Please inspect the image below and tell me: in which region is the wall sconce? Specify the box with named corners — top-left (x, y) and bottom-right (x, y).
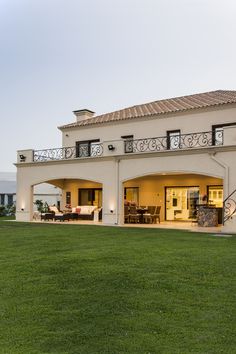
top-left (110, 209), bottom-right (114, 213)
top-left (19, 154), bottom-right (26, 162)
top-left (108, 144), bottom-right (115, 151)
top-left (21, 208), bottom-right (24, 211)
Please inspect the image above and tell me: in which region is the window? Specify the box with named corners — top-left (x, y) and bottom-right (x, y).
top-left (76, 139), bottom-right (100, 157)
top-left (7, 195), bottom-right (13, 206)
top-left (66, 192), bottom-right (71, 205)
top-left (167, 130), bottom-right (181, 150)
top-left (124, 187), bottom-right (139, 205)
top-left (0, 194), bottom-right (5, 205)
top-left (212, 127), bottom-right (224, 146)
top-left (78, 188), bottom-right (102, 207)
top-left (212, 123), bottom-right (236, 146)
top-left (122, 135), bottom-right (134, 153)
top-left (207, 186), bottom-right (223, 207)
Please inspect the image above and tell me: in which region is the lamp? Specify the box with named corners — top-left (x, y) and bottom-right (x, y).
top-left (19, 154), bottom-right (26, 162)
top-left (108, 144), bottom-right (115, 151)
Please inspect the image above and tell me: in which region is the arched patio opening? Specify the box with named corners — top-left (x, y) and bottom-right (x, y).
top-left (32, 177), bottom-right (103, 222)
top-left (123, 172), bottom-right (223, 225)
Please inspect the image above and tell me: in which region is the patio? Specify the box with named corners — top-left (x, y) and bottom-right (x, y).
top-left (33, 218), bottom-right (223, 234)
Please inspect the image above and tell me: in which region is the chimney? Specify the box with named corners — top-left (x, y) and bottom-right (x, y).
top-left (73, 109), bottom-right (95, 122)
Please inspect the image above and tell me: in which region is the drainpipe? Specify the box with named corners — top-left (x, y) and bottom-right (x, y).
top-left (115, 158), bottom-right (120, 225)
top-left (210, 153), bottom-right (229, 197)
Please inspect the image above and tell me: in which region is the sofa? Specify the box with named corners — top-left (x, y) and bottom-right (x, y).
top-left (71, 206), bottom-right (98, 220)
top-left (42, 205), bottom-right (71, 222)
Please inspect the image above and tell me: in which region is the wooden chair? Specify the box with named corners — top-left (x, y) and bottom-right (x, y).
top-left (154, 206), bottom-right (161, 223)
top-left (143, 206), bottom-right (161, 224)
top-left (124, 205), bottom-right (130, 223)
top-left (129, 206), bottom-right (140, 223)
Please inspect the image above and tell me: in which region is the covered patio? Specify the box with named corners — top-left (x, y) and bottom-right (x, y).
top-left (122, 172), bottom-right (224, 230)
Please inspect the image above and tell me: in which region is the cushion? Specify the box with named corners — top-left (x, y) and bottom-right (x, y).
top-left (49, 206), bottom-right (60, 213)
top-left (72, 206), bottom-right (97, 215)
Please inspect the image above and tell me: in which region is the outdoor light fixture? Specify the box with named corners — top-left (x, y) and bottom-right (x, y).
top-left (21, 208), bottom-right (24, 211)
top-left (110, 209), bottom-right (114, 213)
top-left (19, 154), bottom-right (26, 162)
top-left (108, 144), bottom-right (115, 151)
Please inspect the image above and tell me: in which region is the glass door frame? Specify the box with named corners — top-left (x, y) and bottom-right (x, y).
top-left (165, 185), bottom-right (200, 221)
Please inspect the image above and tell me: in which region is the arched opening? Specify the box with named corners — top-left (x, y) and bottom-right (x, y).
top-left (123, 172), bottom-right (223, 226)
top-left (32, 178), bottom-right (103, 222)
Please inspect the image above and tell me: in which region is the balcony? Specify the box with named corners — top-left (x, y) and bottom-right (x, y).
top-left (33, 143), bottom-right (103, 162)
top-left (17, 127), bottom-right (236, 164)
top-left (124, 130), bottom-right (223, 154)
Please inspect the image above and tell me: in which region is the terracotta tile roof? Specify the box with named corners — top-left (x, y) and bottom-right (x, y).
top-left (59, 90), bottom-right (236, 129)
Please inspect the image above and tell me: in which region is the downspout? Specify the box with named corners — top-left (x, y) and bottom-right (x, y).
top-left (210, 152), bottom-right (229, 198)
top-left (115, 158), bottom-right (120, 225)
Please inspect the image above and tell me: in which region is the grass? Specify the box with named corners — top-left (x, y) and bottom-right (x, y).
top-left (0, 218), bottom-right (235, 354)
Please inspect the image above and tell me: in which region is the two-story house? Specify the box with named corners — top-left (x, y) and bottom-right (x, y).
top-left (16, 90), bottom-right (236, 232)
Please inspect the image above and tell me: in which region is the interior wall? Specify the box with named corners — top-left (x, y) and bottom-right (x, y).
top-left (124, 174), bottom-right (223, 221)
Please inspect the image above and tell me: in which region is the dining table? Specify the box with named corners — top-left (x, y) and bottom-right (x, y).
top-left (136, 207), bottom-right (148, 223)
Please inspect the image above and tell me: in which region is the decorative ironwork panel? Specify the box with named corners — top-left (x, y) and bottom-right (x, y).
top-left (124, 131), bottom-right (223, 154)
top-left (33, 144), bottom-right (103, 162)
top-left (78, 143), bottom-right (90, 157)
top-left (223, 189), bottom-right (236, 224)
top-left (90, 143), bottom-right (103, 157)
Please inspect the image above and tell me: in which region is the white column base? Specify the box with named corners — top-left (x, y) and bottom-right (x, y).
top-left (16, 211), bottom-right (31, 222)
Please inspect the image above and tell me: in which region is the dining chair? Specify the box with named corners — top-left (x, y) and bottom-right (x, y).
top-left (129, 206), bottom-right (140, 223)
top-left (143, 206), bottom-right (161, 224)
top-left (124, 205), bottom-right (130, 223)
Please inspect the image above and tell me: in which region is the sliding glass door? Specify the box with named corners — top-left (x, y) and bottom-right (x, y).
top-left (166, 187), bottom-right (199, 221)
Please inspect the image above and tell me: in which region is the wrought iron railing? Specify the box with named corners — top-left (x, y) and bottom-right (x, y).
top-left (223, 189), bottom-right (236, 224)
top-left (124, 130), bottom-right (223, 154)
top-left (33, 130), bottom-right (224, 162)
top-left (33, 143), bottom-right (103, 162)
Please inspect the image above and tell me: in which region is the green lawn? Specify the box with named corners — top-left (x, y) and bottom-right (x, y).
top-left (0, 219), bottom-right (235, 354)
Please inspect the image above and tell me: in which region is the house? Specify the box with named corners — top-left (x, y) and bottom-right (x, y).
top-left (0, 173), bottom-right (16, 206)
top-left (0, 172), bottom-right (61, 209)
top-left (16, 90), bottom-right (236, 232)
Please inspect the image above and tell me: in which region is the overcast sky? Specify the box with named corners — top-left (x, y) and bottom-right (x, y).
top-left (0, 0), bottom-right (235, 172)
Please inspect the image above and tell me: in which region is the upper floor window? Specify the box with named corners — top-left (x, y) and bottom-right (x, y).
top-left (213, 127), bottom-right (224, 146)
top-left (76, 139), bottom-right (100, 158)
top-left (122, 135), bottom-right (134, 153)
top-left (167, 130), bottom-right (181, 150)
top-left (212, 122), bottom-right (236, 146)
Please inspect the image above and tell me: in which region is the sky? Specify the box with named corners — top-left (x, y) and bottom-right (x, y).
top-left (0, 0), bottom-right (236, 172)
